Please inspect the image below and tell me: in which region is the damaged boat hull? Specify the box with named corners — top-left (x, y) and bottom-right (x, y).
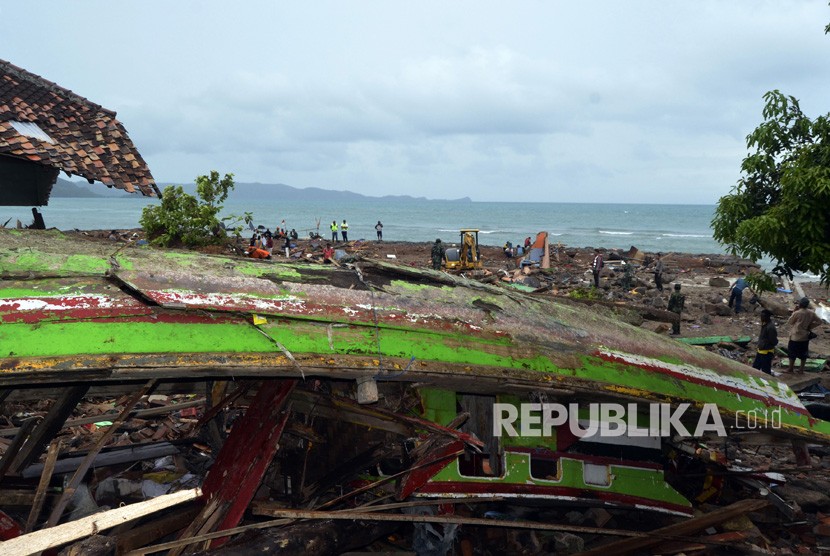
top-left (1, 229), bottom-right (828, 518)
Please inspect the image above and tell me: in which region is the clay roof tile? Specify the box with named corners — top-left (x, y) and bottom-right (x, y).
top-left (0, 58), bottom-right (157, 196)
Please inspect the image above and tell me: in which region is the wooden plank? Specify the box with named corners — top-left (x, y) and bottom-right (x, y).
top-left (235, 507), bottom-right (652, 537)
top-left (25, 438), bottom-right (60, 533)
top-left (578, 498), bottom-right (768, 556)
top-left (397, 439), bottom-right (464, 500)
top-left (22, 441), bottom-right (182, 479)
top-left (0, 488), bottom-right (200, 556)
top-left (113, 506), bottom-right (200, 555)
top-left (120, 517), bottom-right (294, 556)
top-left (0, 398), bottom-right (205, 438)
top-left (8, 384), bottom-right (89, 473)
top-left (0, 416), bottom-right (41, 480)
top-left (290, 389), bottom-right (411, 436)
top-left (172, 379), bottom-right (297, 552)
top-left (45, 380), bottom-right (156, 528)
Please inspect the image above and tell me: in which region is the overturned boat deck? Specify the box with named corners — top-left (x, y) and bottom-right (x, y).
top-left (0, 230), bottom-right (824, 441)
top-left (0, 229), bottom-right (828, 554)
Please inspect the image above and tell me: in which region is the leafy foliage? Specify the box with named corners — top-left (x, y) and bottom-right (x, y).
top-left (712, 90), bottom-right (830, 286)
top-left (568, 287), bottom-right (602, 301)
top-left (140, 171), bottom-right (236, 247)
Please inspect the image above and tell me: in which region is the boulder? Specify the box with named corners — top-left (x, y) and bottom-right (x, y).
top-left (709, 276), bottom-right (731, 288)
top-left (623, 246), bottom-right (646, 263)
top-left (758, 297), bottom-right (792, 318)
top-left (653, 323), bottom-right (671, 334)
top-left (706, 303), bottom-right (734, 316)
top-left (517, 275), bottom-right (542, 289)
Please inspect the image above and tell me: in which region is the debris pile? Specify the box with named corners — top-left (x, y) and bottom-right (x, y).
top-left (2, 381), bottom-right (830, 554)
top-left (1, 229), bottom-right (829, 555)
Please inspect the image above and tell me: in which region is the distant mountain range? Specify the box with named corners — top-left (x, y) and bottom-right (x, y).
top-left (51, 178), bottom-right (471, 203)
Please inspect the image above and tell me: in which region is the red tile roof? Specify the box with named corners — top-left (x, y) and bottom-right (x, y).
top-left (0, 59), bottom-right (158, 196)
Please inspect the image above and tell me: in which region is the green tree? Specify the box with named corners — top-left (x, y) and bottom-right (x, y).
top-left (140, 171), bottom-right (236, 247)
top-left (711, 90), bottom-right (830, 286)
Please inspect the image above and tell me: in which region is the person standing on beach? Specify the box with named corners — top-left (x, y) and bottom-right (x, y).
top-left (591, 249), bottom-right (604, 288)
top-left (283, 235), bottom-right (291, 258)
top-left (728, 276), bottom-right (749, 314)
top-left (341, 219), bottom-right (349, 242)
top-left (431, 239), bottom-right (444, 270)
top-left (265, 233), bottom-right (274, 256)
top-left (752, 309), bottom-right (778, 374)
top-left (330, 220), bottom-right (339, 243)
top-left (667, 283), bottom-right (685, 335)
top-left (786, 297), bottom-right (823, 373)
top-left (654, 253), bottom-right (664, 292)
top-left (375, 221), bottom-right (383, 241)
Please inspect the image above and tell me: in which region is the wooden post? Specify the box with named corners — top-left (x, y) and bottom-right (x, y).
top-left (24, 438), bottom-right (61, 533)
top-left (171, 379), bottom-right (297, 553)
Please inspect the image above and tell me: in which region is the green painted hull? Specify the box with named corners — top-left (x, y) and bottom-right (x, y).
top-left (1, 229), bottom-right (828, 446)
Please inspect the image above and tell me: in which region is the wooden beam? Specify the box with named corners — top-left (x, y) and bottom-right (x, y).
top-left (120, 517), bottom-right (295, 555)
top-left (113, 506), bottom-right (201, 554)
top-left (9, 385), bottom-right (89, 473)
top-left (0, 398), bottom-right (205, 438)
top-left (25, 438), bottom-right (61, 533)
top-left (21, 441), bottom-right (183, 479)
top-left (0, 488), bottom-right (200, 556)
top-left (45, 380), bottom-right (157, 528)
top-left (234, 507), bottom-right (651, 537)
top-left (172, 379), bottom-right (297, 553)
top-left (579, 498), bottom-right (768, 555)
top-left (0, 416), bottom-right (41, 480)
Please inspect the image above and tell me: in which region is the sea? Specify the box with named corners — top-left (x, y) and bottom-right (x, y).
top-left (4, 197), bottom-right (727, 255)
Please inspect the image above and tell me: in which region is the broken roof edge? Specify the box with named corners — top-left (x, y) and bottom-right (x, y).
top-left (55, 167), bottom-right (159, 198)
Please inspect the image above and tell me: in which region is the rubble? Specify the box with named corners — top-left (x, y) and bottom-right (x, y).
top-left (0, 230), bottom-right (828, 554)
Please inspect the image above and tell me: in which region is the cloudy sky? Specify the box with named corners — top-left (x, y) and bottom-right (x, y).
top-left (3, 1), bottom-right (829, 203)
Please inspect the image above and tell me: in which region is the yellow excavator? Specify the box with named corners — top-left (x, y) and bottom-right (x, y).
top-left (443, 229), bottom-right (483, 271)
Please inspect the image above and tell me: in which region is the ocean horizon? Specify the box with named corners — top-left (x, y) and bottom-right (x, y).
top-left (4, 196), bottom-right (727, 256)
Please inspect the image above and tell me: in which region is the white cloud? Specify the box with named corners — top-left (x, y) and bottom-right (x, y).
top-left (3, 0), bottom-right (829, 203)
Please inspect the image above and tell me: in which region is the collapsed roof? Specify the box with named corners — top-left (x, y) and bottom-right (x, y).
top-left (0, 58), bottom-right (158, 205)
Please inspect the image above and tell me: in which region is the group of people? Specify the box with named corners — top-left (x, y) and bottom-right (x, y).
top-left (245, 220), bottom-right (301, 259)
top-left (245, 218), bottom-right (386, 263)
top-left (592, 251), bottom-right (824, 374)
top-left (503, 237), bottom-right (533, 259)
top-left (666, 275), bottom-right (823, 375)
top-left (328, 220), bottom-right (385, 243)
